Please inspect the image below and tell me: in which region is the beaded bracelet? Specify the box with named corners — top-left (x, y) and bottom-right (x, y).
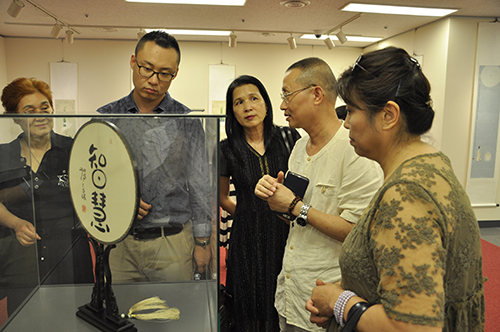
top-left (343, 301), bottom-right (374, 332)
top-left (333, 290), bottom-right (357, 327)
top-left (288, 196), bottom-right (302, 217)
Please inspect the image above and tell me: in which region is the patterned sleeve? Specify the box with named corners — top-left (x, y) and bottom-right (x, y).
top-left (369, 182), bottom-right (446, 327)
top-left (184, 118), bottom-right (212, 237)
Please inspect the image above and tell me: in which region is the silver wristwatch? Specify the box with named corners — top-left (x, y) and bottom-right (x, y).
top-left (296, 204), bottom-right (311, 227)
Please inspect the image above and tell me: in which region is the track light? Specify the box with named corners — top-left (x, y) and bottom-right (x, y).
top-left (7, 0), bottom-right (24, 18)
top-left (137, 28), bottom-right (146, 40)
top-left (336, 29), bottom-right (348, 44)
top-left (7, 0), bottom-right (81, 40)
top-left (324, 37), bottom-right (335, 50)
top-left (65, 29), bottom-right (74, 44)
top-left (229, 31), bottom-right (237, 48)
top-left (287, 35), bottom-right (297, 50)
top-left (50, 22), bottom-right (63, 38)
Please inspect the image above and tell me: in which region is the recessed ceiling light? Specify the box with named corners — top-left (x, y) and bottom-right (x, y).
top-left (126, 0), bottom-right (246, 5)
top-left (145, 29), bottom-right (231, 36)
top-left (301, 34), bottom-right (382, 43)
top-left (279, 1), bottom-right (310, 8)
top-left (342, 3), bottom-right (457, 17)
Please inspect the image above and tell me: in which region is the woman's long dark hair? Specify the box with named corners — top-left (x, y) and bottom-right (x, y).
top-left (225, 75), bottom-right (275, 159)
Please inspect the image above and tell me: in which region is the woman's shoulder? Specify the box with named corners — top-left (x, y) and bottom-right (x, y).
top-left (51, 132), bottom-right (73, 149)
top-left (220, 138), bottom-right (230, 149)
top-left (381, 152), bottom-right (453, 203)
top-left (0, 135), bottom-right (21, 154)
top-left (0, 137), bottom-right (22, 171)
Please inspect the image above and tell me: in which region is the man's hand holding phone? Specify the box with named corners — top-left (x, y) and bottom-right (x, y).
top-left (255, 171), bottom-right (309, 220)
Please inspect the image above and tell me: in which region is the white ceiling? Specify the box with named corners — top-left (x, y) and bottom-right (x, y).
top-left (1, 0), bottom-right (499, 48)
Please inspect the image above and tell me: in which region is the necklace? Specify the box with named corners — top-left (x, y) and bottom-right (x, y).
top-left (23, 138), bottom-right (50, 166)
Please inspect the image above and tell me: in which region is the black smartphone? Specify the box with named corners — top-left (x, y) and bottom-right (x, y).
top-left (278, 171), bottom-right (309, 220)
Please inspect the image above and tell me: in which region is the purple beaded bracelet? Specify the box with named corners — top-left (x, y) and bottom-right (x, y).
top-left (333, 290), bottom-right (357, 327)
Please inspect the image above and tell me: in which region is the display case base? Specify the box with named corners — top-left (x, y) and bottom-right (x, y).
top-left (77, 304), bottom-right (136, 332)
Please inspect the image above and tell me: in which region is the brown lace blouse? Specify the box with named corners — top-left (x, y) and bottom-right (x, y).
top-left (333, 152), bottom-right (485, 332)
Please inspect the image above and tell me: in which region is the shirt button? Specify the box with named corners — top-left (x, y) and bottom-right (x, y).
top-left (290, 246), bottom-right (294, 250)
top-left (322, 187), bottom-right (326, 193)
top-left (286, 274), bottom-right (290, 279)
top-left (40, 257), bottom-right (44, 261)
top-left (34, 185), bottom-right (39, 189)
top-left (307, 157), bottom-right (311, 161)
top-left (34, 177), bottom-right (39, 181)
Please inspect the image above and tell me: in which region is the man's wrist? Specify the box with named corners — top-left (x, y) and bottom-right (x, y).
top-left (195, 237), bottom-right (210, 248)
top-left (288, 196), bottom-right (302, 217)
top-left (292, 201), bottom-right (304, 219)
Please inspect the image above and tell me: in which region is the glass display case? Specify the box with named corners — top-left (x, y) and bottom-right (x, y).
top-left (0, 114), bottom-right (221, 332)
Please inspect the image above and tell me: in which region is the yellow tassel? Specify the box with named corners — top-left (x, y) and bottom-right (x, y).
top-left (130, 308), bottom-right (180, 321)
top-left (123, 296), bottom-right (180, 321)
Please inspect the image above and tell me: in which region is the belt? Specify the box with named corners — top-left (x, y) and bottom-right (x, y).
top-left (130, 225), bottom-right (183, 240)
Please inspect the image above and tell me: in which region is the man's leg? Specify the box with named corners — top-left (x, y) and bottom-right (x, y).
top-left (145, 222), bottom-right (195, 282)
top-left (108, 235), bottom-right (148, 283)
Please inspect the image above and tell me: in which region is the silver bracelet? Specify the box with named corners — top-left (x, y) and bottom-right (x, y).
top-left (333, 290), bottom-right (357, 327)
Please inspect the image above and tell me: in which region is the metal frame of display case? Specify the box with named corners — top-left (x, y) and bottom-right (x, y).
top-left (0, 114), bottom-right (222, 332)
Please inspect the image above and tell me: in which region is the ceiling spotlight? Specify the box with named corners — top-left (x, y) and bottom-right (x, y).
top-left (65, 30), bottom-right (74, 44)
top-left (336, 29), bottom-right (348, 44)
top-left (7, 0), bottom-right (25, 18)
top-left (229, 31), bottom-right (237, 48)
top-left (137, 28), bottom-right (146, 40)
top-left (50, 23), bottom-right (63, 39)
top-left (287, 35), bottom-right (297, 50)
top-left (324, 37), bottom-right (335, 50)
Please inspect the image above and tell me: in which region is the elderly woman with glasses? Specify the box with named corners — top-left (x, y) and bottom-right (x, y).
top-left (0, 77), bottom-right (92, 317)
top-left (305, 47), bottom-right (485, 332)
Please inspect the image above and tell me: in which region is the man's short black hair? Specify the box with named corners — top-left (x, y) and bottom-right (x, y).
top-left (135, 30), bottom-right (181, 65)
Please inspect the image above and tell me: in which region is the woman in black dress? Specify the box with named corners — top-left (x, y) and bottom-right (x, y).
top-left (220, 75), bottom-right (300, 332)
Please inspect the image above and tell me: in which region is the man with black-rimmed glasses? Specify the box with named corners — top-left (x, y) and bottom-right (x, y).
top-left (97, 30), bottom-right (213, 283)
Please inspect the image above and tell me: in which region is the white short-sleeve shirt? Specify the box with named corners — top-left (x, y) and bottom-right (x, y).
top-left (275, 125), bottom-right (383, 331)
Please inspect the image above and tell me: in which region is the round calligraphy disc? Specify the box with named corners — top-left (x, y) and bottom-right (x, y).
top-left (69, 120), bottom-right (138, 245)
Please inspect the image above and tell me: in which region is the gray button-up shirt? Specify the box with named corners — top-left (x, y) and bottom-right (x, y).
top-left (97, 91), bottom-right (212, 237)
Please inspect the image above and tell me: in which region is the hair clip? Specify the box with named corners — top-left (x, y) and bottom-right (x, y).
top-left (409, 57), bottom-right (421, 69)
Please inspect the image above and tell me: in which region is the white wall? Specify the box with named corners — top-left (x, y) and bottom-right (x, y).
top-left (365, 17), bottom-right (500, 221)
top-left (2, 38), bottom-right (360, 126)
top-left (0, 36), bottom-right (6, 88)
top-left (0, 35), bottom-right (19, 142)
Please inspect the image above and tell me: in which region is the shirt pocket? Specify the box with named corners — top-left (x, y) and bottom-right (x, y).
top-left (311, 183), bottom-right (338, 211)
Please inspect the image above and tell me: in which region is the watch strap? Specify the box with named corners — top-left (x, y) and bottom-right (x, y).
top-left (195, 238), bottom-right (210, 247)
top-left (296, 203), bottom-right (311, 226)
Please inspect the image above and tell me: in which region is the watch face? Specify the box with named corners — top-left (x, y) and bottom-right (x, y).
top-left (296, 217), bottom-right (307, 227)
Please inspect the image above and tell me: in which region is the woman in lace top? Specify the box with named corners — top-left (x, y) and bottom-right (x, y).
top-left (305, 47), bottom-right (485, 332)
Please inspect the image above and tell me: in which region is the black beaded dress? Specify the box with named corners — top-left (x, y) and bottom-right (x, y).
top-left (220, 127), bottom-right (300, 332)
